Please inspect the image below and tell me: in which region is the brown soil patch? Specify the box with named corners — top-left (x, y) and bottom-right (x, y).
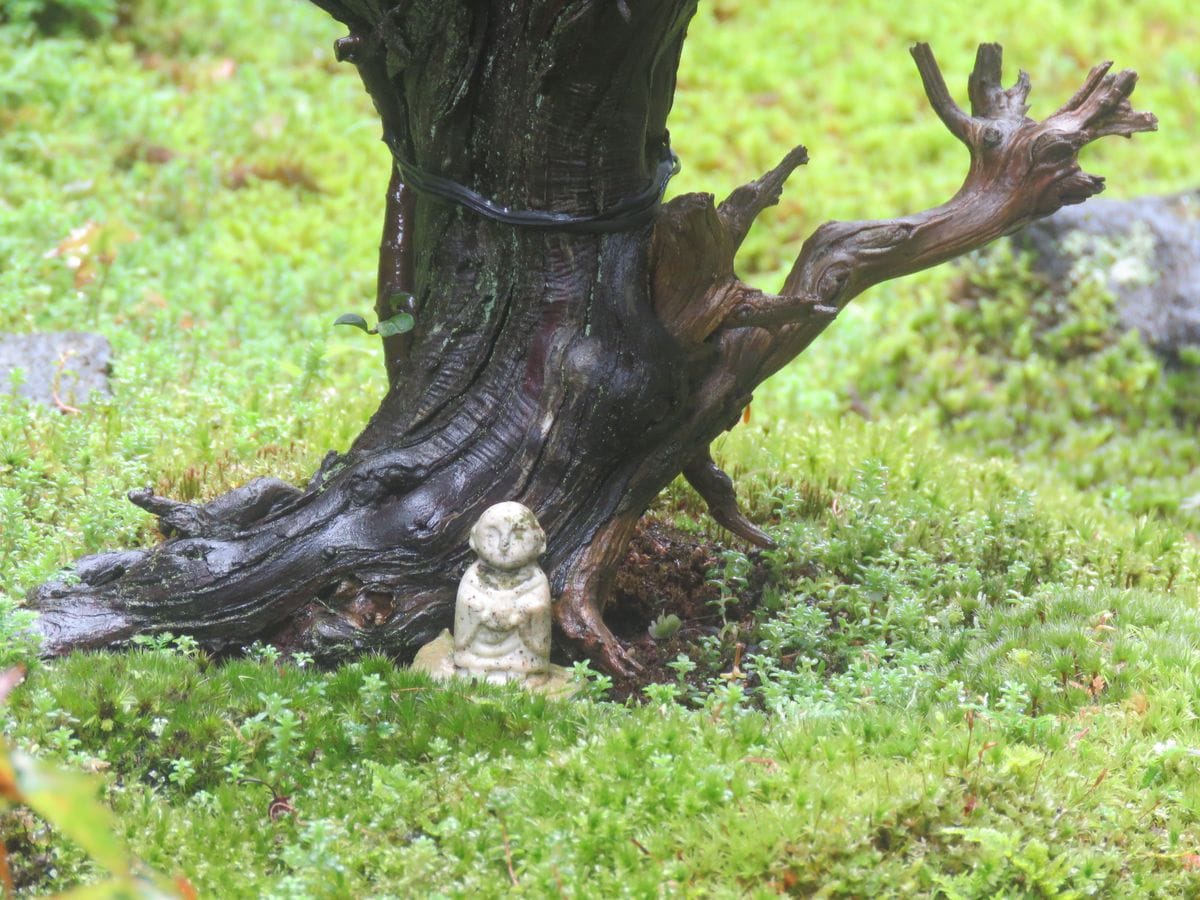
top-left (602, 519), bottom-right (769, 702)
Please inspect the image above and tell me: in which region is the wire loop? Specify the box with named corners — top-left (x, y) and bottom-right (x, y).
top-left (387, 140), bottom-right (680, 233)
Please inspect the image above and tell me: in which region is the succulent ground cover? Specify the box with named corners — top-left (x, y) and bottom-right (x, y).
top-left (2, 0), bottom-right (1199, 894)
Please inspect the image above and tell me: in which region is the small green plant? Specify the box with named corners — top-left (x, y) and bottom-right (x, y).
top-left (333, 294), bottom-right (415, 338)
top-left (0, 600), bottom-right (37, 669)
top-left (570, 660), bottom-right (612, 700)
top-left (647, 612), bottom-right (682, 640)
top-left (245, 641), bottom-right (281, 665)
top-left (707, 548), bottom-right (751, 627)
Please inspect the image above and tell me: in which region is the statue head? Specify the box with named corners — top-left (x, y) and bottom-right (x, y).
top-left (468, 501), bottom-right (546, 571)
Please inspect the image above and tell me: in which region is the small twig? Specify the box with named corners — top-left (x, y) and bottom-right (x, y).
top-left (551, 864), bottom-right (568, 899)
top-left (1029, 751), bottom-right (1049, 800)
top-left (1053, 767), bottom-right (1109, 824)
top-left (493, 811), bottom-right (519, 887)
top-left (0, 840), bottom-right (14, 898)
top-left (847, 387), bottom-right (872, 421)
top-left (51, 349), bottom-right (82, 415)
top-left (910, 43), bottom-right (972, 143)
top-left (961, 708), bottom-right (975, 772)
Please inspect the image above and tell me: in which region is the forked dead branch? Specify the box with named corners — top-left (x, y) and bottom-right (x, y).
top-left (30, 2), bottom-right (1154, 677)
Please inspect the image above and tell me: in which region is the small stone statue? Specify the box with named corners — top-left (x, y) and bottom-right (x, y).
top-left (411, 501), bottom-right (574, 696)
top-left (453, 501), bottom-right (550, 683)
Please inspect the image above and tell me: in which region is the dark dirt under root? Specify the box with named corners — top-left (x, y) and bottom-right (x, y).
top-left (601, 520), bottom-right (769, 703)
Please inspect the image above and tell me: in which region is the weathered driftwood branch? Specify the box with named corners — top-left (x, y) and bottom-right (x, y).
top-left (649, 42), bottom-right (1155, 559)
top-left (772, 43), bottom-right (1156, 320)
top-left (717, 144), bottom-right (809, 251)
top-left (654, 42), bottom-right (1156, 369)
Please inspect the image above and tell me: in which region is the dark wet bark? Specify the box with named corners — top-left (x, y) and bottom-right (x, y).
top-left (29, 6), bottom-right (1154, 676)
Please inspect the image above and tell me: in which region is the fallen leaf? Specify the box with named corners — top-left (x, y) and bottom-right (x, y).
top-left (118, 141), bottom-right (176, 167)
top-left (46, 221), bottom-right (138, 288)
top-left (46, 220), bottom-right (102, 262)
top-left (771, 870), bottom-right (800, 892)
top-left (225, 161), bottom-right (322, 193)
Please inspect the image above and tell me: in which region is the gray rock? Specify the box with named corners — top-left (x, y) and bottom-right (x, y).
top-left (1010, 190), bottom-right (1200, 359)
top-left (0, 332), bottom-right (112, 409)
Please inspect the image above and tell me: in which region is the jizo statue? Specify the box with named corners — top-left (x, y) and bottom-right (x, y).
top-left (453, 501), bottom-right (552, 683)
top-left (411, 502), bottom-right (574, 696)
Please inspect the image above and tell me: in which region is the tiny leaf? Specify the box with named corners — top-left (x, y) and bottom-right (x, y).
top-left (376, 313), bottom-right (415, 337)
top-left (333, 313), bottom-right (372, 333)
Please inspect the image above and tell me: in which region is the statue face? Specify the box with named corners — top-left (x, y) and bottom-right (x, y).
top-left (469, 502), bottom-right (546, 570)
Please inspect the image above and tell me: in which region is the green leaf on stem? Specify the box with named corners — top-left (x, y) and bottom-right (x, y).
top-left (376, 313), bottom-right (415, 337)
top-left (333, 313), bottom-right (372, 333)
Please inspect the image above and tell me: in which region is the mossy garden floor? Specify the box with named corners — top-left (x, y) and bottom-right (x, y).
top-left (2, 0), bottom-right (1200, 895)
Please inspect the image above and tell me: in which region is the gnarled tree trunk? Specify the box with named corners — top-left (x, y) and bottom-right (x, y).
top-left (29, 2), bottom-right (1154, 675)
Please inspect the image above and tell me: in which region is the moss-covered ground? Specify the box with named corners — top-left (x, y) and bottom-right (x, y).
top-left (2, 0), bottom-right (1199, 895)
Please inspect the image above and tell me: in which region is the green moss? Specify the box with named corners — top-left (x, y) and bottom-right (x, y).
top-left (8, 635), bottom-right (1200, 896)
top-left (765, 244), bottom-right (1200, 525)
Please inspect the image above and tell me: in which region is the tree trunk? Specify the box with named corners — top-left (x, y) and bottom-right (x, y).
top-left (28, 2), bottom-right (1155, 676)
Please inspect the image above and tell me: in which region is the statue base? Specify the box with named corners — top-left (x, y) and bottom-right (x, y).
top-left (410, 630), bottom-right (578, 699)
